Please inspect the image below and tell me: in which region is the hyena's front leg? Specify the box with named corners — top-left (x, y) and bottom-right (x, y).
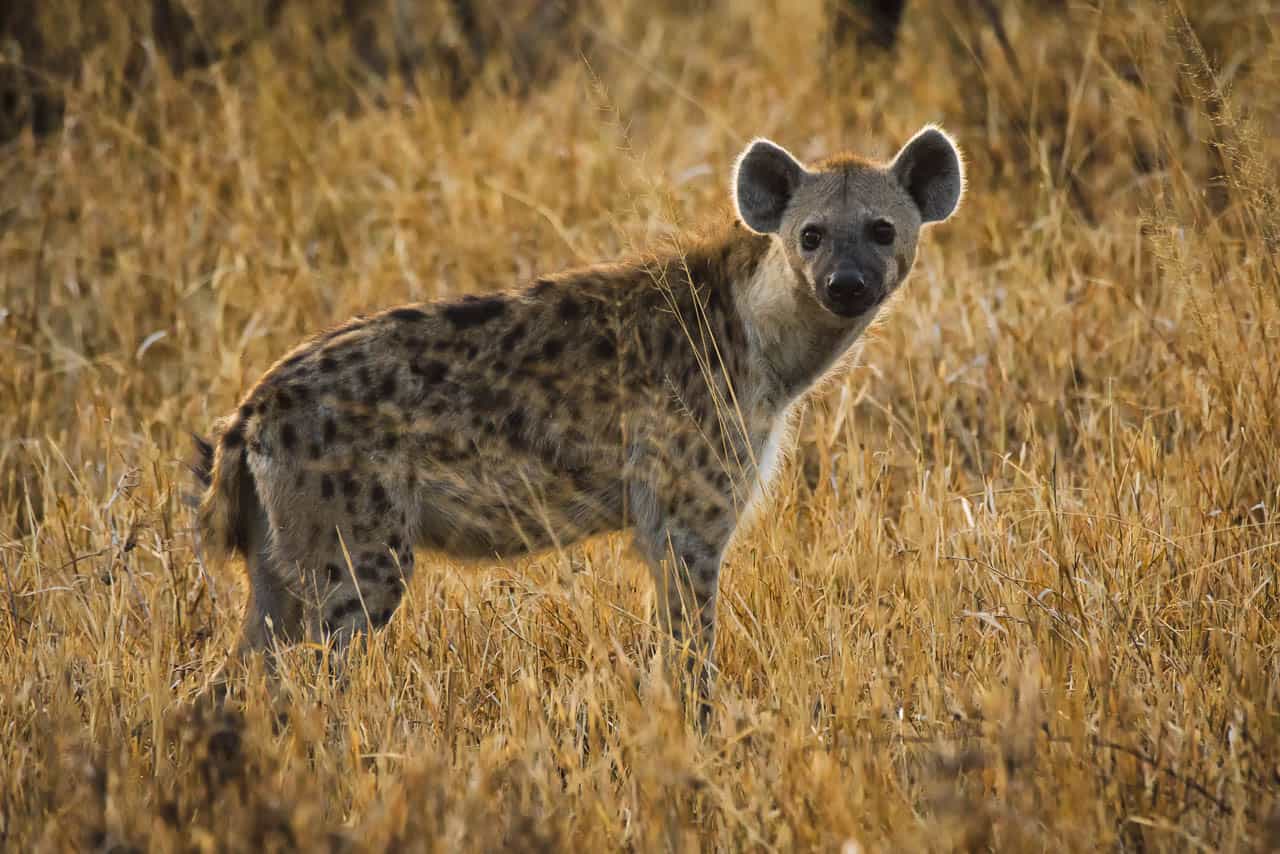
top-left (634, 517), bottom-right (729, 724)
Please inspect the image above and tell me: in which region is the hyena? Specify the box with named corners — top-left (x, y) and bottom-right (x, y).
top-left (193, 126), bottom-right (963, 709)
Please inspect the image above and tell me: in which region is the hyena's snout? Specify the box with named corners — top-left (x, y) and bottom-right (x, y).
top-left (822, 265), bottom-right (882, 317)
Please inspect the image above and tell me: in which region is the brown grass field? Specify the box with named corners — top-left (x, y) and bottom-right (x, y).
top-left (2, 1), bottom-right (1279, 850)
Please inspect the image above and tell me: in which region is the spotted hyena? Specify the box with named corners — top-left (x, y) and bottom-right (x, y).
top-left (193, 127), bottom-right (963, 708)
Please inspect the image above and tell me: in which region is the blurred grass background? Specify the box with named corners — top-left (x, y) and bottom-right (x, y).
top-left (1, 1), bottom-right (1278, 850)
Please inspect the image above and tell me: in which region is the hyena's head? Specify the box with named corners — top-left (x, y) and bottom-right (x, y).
top-left (732, 126), bottom-right (963, 320)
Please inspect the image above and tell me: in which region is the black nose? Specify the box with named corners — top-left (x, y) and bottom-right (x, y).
top-left (825, 271), bottom-right (868, 306)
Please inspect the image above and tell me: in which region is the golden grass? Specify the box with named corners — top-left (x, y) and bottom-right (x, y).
top-left (2, 1), bottom-right (1278, 850)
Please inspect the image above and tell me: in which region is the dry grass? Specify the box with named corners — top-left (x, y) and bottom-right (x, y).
top-left (2, 1), bottom-right (1279, 850)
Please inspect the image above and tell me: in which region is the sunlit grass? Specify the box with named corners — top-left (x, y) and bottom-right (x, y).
top-left (1, 1), bottom-right (1277, 850)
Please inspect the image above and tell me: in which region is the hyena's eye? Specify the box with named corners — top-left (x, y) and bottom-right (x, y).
top-left (869, 218), bottom-right (896, 245)
top-left (800, 226), bottom-right (823, 251)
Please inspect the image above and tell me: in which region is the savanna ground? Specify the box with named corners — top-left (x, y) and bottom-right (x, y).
top-left (1, 1), bottom-right (1278, 850)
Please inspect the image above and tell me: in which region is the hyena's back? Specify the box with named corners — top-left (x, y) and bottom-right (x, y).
top-left (210, 281), bottom-right (629, 560)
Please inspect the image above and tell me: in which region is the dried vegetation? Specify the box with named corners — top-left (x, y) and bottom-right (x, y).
top-left (1, 1), bottom-right (1278, 850)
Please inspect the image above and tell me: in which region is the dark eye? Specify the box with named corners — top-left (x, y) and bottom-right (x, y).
top-left (800, 226), bottom-right (823, 251)
top-left (869, 219), bottom-right (895, 245)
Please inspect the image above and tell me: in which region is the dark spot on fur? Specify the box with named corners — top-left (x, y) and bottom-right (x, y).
top-left (325, 563), bottom-right (343, 583)
top-left (309, 442), bottom-right (322, 459)
top-left (372, 608), bottom-right (394, 628)
top-left (375, 552), bottom-right (392, 569)
top-left (319, 356), bottom-right (338, 373)
top-left (294, 470), bottom-right (307, 488)
top-left (320, 475), bottom-right (334, 499)
top-left (542, 338), bottom-right (563, 359)
top-left (358, 366), bottom-right (372, 387)
top-left (465, 344), bottom-right (479, 359)
top-left (558, 296), bottom-right (580, 321)
top-left (357, 562), bottom-right (379, 581)
top-left (382, 432), bottom-right (399, 450)
top-left (388, 533), bottom-right (402, 550)
top-left (411, 359), bottom-right (448, 384)
top-left (323, 418), bottom-right (337, 445)
top-left (280, 423), bottom-right (297, 450)
top-left (277, 389), bottom-right (293, 410)
top-left (328, 598), bottom-right (361, 622)
top-left (371, 483), bottom-right (388, 511)
top-left (379, 370), bottom-right (397, 398)
top-left (531, 278), bottom-right (553, 296)
top-left (390, 306), bottom-right (428, 322)
top-left (346, 500), bottom-right (358, 514)
top-left (504, 409), bottom-right (527, 449)
top-left (223, 421), bottom-right (245, 448)
top-left (341, 475), bottom-right (361, 498)
top-left (239, 403), bottom-right (256, 418)
top-left (500, 324), bottom-right (525, 351)
top-left (443, 295), bottom-right (506, 328)
top-left (593, 336), bottom-right (616, 360)
top-left (696, 446), bottom-right (709, 467)
top-left (661, 329), bottom-right (675, 357)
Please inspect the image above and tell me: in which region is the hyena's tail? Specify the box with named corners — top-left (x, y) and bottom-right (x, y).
top-left (191, 417), bottom-right (256, 564)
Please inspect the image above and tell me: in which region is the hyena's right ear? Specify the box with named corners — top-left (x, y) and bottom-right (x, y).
top-left (732, 138), bottom-right (806, 234)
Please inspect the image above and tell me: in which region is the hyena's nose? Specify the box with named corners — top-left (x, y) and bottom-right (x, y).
top-left (824, 270), bottom-right (872, 316)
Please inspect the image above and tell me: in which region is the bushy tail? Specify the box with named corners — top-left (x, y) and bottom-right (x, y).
top-left (191, 418), bottom-right (252, 564)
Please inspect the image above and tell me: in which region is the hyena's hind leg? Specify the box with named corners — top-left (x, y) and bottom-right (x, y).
top-left (236, 506), bottom-right (308, 656)
top-left (197, 469), bottom-right (307, 695)
top-left (298, 514), bottom-right (416, 657)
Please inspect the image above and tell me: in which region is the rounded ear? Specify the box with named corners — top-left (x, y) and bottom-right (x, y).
top-left (890, 125), bottom-right (965, 224)
top-left (732, 138), bottom-right (806, 234)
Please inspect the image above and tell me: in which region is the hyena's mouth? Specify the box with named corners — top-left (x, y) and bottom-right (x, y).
top-left (821, 288), bottom-right (885, 319)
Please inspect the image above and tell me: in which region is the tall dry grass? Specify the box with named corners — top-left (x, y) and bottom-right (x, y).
top-left (1, 1), bottom-right (1278, 850)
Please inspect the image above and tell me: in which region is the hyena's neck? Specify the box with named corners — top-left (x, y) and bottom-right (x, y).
top-left (728, 239), bottom-right (866, 412)
top-left (640, 223), bottom-right (865, 435)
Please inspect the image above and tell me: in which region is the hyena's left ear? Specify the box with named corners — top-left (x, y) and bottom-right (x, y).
top-left (891, 125), bottom-right (965, 224)
top-left (733, 138), bottom-right (807, 234)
